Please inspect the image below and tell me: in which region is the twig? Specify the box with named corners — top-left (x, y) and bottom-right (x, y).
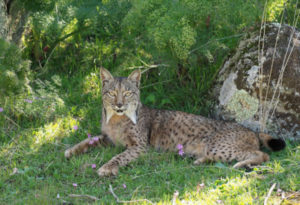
top-left (127, 64), bottom-right (169, 73)
top-left (263, 5), bottom-right (300, 128)
top-left (142, 64), bottom-right (169, 74)
top-left (258, 0), bottom-right (268, 132)
top-left (285, 191), bottom-right (300, 200)
top-left (262, 8), bottom-right (285, 124)
top-left (69, 194), bottom-right (99, 201)
top-left (109, 184), bottom-right (154, 204)
top-left (172, 190), bottom-right (179, 205)
top-left (189, 33), bottom-right (245, 54)
top-left (91, 178), bottom-right (102, 187)
top-left (37, 44), bottom-right (58, 76)
top-left (264, 183), bottom-right (276, 205)
top-left (259, 0), bottom-right (299, 131)
top-left (109, 184), bottom-right (120, 201)
top-left (141, 79), bottom-right (173, 89)
top-left (4, 115), bottom-right (20, 128)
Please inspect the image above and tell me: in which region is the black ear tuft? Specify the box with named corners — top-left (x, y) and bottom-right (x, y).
top-left (128, 69), bottom-right (141, 87)
top-left (100, 67), bottom-right (114, 86)
top-left (268, 139), bottom-right (286, 151)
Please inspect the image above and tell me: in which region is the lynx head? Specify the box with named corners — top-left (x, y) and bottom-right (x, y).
top-left (100, 68), bottom-right (141, 124)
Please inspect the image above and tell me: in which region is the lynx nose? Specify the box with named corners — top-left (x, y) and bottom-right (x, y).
top-left (116, 103), bottom-right (123, 108)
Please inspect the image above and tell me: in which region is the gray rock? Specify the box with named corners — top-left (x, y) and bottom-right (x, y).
top-left (0, 1), bottom-right (8, 39)
top-left (213, 23), bottom-right (300, 140)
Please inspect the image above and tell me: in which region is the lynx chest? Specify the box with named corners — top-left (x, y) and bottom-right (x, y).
top-left (102, 114), bottom-right (132, 146)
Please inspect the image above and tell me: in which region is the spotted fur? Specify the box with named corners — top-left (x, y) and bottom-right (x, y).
top-left (65, 68), bottom-right (285, 176)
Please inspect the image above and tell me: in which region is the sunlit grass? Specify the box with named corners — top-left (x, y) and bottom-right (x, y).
top-left (1, 0), bottom-right (300, 204)
top-left (0, 128), bottom-right (299, 204)
top-left (0, 70), bottom-right (299, 204)
top-left (32, 116), bottom-right (78, 147)
top-left (177, 177), bottom-right (254, 204)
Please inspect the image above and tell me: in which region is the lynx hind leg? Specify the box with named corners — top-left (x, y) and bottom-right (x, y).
top-left (233, 150), bottom-right (269, 169)
top-left (65, 135), bottom-right (103, 159)
top-left (193, 156), bottom-right (211, 165)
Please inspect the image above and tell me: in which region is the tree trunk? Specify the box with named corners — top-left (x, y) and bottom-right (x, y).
top-left (0, 0), bottom-right (28, 44)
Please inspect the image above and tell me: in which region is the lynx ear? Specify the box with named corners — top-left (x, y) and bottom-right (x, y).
top-left (128, 69), bottom-right (141, 87)
top-left (100, 67), bottom-right (114, 86)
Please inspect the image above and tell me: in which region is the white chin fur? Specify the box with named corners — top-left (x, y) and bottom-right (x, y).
top-left (125, 103), bottom-right (138, 124)
top-left (105, 104), bottom-right (138, 124)
top-left (125, 111), bottom-right (136, 124)
top-left (105, 107), bottom-right (114, 124)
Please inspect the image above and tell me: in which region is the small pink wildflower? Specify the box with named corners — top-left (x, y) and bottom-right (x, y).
top-left (87, 133), bottom-right (91, 138)
top-left (176, 144), bottom-right (184, 156)
top-left (91, 164), bottom-right (96, 169)
top-left (25, 99), bottom-right (33, 103)
top-left (92, 137), bottom-right (99, 142)
top-left (89, 140), bottom-right (94, 145)
top-left (176, 144), bottom-right (183, 150)
top-left (73, 125), bottom-right (78, 131)
top-left (122, 184), bottom-right (127, 189)
top-left (0, 107), bottom-right (3, 112)
top-left (72, 183), bottom-right (78, 187)
top-left (216, 200), bottom-right (222, 204)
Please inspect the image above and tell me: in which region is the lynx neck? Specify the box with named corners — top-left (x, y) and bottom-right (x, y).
top-left (108, 114), bottom-right (128, 125)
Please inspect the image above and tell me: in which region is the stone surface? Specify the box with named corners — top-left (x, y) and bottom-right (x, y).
top-left (213, 23), bottom-right (300, 140)
top-left (0, 0), bottom-right (8, 39)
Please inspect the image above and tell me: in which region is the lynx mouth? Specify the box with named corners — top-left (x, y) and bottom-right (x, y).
top-left (115, 109), bottom-right (125, 115)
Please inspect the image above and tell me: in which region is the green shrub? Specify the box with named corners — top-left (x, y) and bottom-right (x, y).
top-left (267, 0), bottom-right (300, 28)
top-left (23, 0), bottom-right (131, 73)
top-left (23, 0), bottom-right (263, 75)
top-left (0, 38), bottom-right (31, 98)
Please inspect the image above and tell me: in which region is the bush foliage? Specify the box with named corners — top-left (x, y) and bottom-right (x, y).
top-left (1, 0), bottom-right (298, 130)
top-left (23, 0), bottom-right (264, 76)
top-left (0, 38), bottom-right (31, 97)
top-left (17, 0), bottom-right (264, 117)
top-left (1, 0), bottom-right (299, 204)
top-left (2, 0), bottom-right (297, 134)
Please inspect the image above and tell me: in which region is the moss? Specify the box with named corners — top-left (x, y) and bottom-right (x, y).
top-left (225, 89), bottom-right (259, 122)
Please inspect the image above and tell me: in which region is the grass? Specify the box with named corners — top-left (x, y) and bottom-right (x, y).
top-left (0, 70), bottom-right (299, 205)
top-left (1, 1), bottom-right (299, 204)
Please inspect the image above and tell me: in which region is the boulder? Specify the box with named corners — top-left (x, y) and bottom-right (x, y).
top-left (213, 23), bottom-right (300, 140)
top-left (0, 0), bottom-right (8, 39)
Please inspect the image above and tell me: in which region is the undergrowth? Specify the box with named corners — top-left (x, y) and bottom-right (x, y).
top-left (0, 0), bottom-right (300, 204)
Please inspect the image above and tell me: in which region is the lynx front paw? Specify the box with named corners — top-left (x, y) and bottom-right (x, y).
top-left (97, 163), bottom-right (119, 177)
top-left (64, 149), bottom-right (72, 159)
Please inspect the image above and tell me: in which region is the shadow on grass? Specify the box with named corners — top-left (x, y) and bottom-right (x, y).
top-left (1, 133), bottom-right (298, 204)
top-left (1, 72), bottom-right (299, 204)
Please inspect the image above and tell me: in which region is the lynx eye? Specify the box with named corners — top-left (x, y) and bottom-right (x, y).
top-left (107, 91), bottom-right (116, 97)
top-left (124, 91), bottom-right (132, 97)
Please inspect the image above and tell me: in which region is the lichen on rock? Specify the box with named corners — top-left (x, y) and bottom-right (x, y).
top-left (213, 23), bottom-right (300, 140)
top-left (226, 89), bottom-right (259, 123)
